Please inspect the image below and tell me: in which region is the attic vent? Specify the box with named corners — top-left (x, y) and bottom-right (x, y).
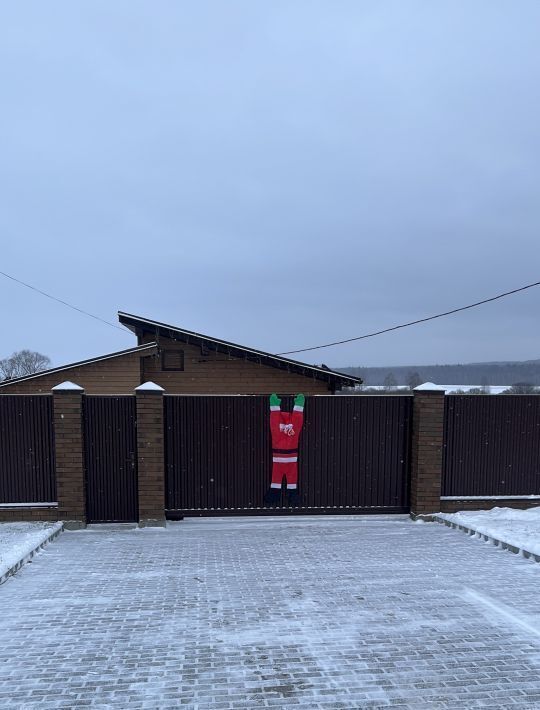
top-left (161, 350), bottom-right (184, 371)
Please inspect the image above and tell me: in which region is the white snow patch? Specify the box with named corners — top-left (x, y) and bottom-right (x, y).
top-left (442, 495), bottom-right (540, 500)
top-left (413, 382), bottom-right (441, 391)
top-left (413, 383), bottom-right (511, 393)
top-left (51, 380), bottom-right (83, 391)
top-left (438, 506), bottom-right (540, 556)
top-left (0, 522), bottom-right (63, 579)
top-left (135, 381), bottom-right (164, 392)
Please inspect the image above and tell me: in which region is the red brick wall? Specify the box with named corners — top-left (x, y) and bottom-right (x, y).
top-left (136, 391), bottom-right (166, 525)
top-left (53, 389), bottom-right (86, 527)
top-left (0, 507), bottom-right (59, 523)
top-left (410, 390), bottom-right (445, 516)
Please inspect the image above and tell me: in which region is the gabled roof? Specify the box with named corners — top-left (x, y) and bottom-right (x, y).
top-left (118, 312), bottom-right (362, 389)
top-left (0, 342), bottom-right (159, 388)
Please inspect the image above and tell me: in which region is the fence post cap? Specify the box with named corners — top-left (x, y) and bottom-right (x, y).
top-left (135, 381), bottom-right (165, 393)
top-left (413, 382), bottom-right (444, 392)
top-left (52, 381), bottom-right (84, 392)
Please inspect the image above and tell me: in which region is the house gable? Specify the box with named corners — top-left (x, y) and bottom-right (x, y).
top-left (140, 337), bottom-right (330, 394)
top-left (119, 312), bottom-right (360, 393)
top-left (0, 344), bottom-right (159, 395)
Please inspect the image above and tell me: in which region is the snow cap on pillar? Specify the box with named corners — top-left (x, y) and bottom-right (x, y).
top-left (135, 381), bottom-right (165, 393)
top-left (52, 381), bottom-right (84, 392)
top-left (414, 382), bottom-right (445, 392)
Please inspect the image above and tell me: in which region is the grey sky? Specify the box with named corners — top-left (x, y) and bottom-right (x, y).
top-left (1, 1), bottom-right (539, 370)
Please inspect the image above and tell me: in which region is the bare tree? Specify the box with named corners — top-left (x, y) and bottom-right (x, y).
top-left (506, 382), bottom-right (537, 394)
top-left (0, 350), bottom-right (51, 380)
top-left (406, 371), bottom-right (423, 390)
top-left (383, 372), bottom-right (398, 391)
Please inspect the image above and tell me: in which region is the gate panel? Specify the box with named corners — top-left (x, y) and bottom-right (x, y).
top-left (0, 395), bottom-right (56, 504)
top-left (84, 396), bottom-right (138, 523)
top-left (165, 395), bottom-right (412, 514)
top-left (443, 395), bottom-right (540, 496)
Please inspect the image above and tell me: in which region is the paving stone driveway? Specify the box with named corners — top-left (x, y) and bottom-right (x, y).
top-left (1, 516), bottom-right (540, 709)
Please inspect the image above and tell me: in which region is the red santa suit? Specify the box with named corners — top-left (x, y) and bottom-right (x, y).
top-left (269, 400), bottom-right (304, 490)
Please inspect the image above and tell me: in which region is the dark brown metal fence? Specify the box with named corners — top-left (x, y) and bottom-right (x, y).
top-left (0, 395), bottom-right (56, 504)
top-left (84, 396), bottom-right (138, 523)
top-left (165, 395), bottom-right (412, 515)
top-left (443, 395), bottom-right (540, 496)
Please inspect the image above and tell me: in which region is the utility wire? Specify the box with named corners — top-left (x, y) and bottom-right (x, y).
top-left (3, 269), bottom-right (538, 354)
top-left (277, 280), bottom-right (540, 355)
top-left (0, 270), bottom-right (127, 332)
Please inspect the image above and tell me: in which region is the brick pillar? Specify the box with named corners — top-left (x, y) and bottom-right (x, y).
top-left (135, 382), bottom-right (166, 527)
top-left (410, 385), bottom-right (446, 518)
top-left (52, 381), bottom-right (86, 529)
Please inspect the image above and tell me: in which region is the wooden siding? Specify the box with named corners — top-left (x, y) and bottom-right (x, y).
top-left (0, 336), bottom-right (333, 395)
top-left (141, 337), bottom-right (330, 395)
top-left (0, 351), bottom-right (145, 394)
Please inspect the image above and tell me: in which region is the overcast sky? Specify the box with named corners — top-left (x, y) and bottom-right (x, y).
top-left (1, 1), bottom-right (539, 370)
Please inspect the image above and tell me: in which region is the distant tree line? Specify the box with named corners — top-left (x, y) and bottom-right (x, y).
top-left (341, 360), bottom-right (540, 387)
top-left (341, 382), bottom-right (540, 395)
top-left (449, 383), bottom-right (539, 394)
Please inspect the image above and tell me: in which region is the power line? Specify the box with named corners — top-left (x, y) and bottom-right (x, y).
top-left (0, 270), bottom-right (127, 332)
top-left (277, 280), bottom-right (540, 355)
top-left (3, 269), bottom-right (538, 354)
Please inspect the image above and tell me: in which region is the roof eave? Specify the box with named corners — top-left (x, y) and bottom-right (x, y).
top-left (118, 312), bottom-right (361, 387)
top-left (0, 342), bottom-right (159, 388)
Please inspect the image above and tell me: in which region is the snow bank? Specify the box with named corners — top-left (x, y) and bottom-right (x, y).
top-left (437, 507), bottom-right (540, 557)
top-left (0, 522), bottom-right (63, 581)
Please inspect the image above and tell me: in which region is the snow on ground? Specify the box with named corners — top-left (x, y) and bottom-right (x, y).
top-left (2, 516), bottom-right (540, 708)
top-left (438, 506), bottom-right (540, 556)
top-left (0, 522), bottom-right (62, 579)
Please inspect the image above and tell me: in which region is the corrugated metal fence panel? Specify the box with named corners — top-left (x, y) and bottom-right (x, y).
top-left (84, 396), bottom-right (138, 523)
top-left (443, 395), bottom-right (540, 496)
top-left (301, 396), bottom-right (412, 509)
top-left (0, 395), bottom-right (56, 503)
top-left (165, 395), bottom-right (412, 512)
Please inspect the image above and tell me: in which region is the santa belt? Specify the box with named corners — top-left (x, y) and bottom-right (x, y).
top-left (272, 448), bottom-right (298, 463)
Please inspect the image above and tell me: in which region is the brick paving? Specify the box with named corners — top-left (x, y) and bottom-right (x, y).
top-left (1, 515), bottom-right (540, 708)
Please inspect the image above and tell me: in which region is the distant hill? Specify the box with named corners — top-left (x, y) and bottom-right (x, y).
top-left (340, 359), bottom-right (540, 386)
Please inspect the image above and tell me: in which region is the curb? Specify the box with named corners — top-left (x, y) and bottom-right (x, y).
top-left (433, 515), bottom-right (540, 563)
top-left (0, 523), bottom-right (64, 585)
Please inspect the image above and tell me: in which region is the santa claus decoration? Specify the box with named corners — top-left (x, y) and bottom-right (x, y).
top-left (264, 393), bottom-right (305, 507)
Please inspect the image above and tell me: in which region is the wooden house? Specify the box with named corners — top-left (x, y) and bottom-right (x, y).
top-left (0, 312), bottom-right (361, 395)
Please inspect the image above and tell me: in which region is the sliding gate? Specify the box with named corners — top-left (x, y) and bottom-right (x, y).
top-left (165, 395), bottom-right (412, 516)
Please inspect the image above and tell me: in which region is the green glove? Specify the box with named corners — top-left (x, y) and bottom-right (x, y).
top-left (269, 393), bottom-right (281, 407)
top-left (294, 393), bottom-right (305, 408)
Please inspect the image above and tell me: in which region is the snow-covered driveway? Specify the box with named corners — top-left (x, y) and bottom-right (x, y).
top-left (1, 516), bottom-right (540, 709)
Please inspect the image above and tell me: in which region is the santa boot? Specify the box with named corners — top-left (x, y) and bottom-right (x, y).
top-left (264, 488), bottom-right (281, 507)
top-left (288, 489), bottom-right (301, 507)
